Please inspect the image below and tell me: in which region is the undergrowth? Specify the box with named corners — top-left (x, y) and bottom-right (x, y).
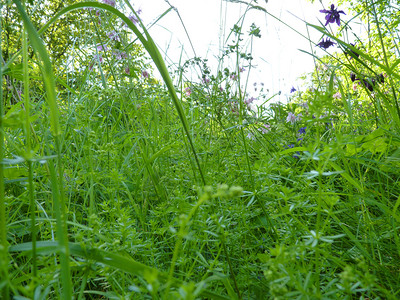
top-left (1, 0), bottom-right (400, 299)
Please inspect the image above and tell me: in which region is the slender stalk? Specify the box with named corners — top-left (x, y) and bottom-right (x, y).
top-left (21, 0), bottom-right (38, 280)
top-left (0, 1), bottom-right (10, 298)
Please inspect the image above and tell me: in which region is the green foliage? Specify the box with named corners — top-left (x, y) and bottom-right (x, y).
top-left (2, 0), bottom-right (400, 299)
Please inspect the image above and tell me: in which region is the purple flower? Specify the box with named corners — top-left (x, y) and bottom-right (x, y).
top-left (245, 97), bottom-right (256, 105)
top-left (202, 77), bottom-right (210, 84)
top-left (290, 86), bottom-right (296, 93)
top-left (107, 30), bottom-right (120, 41)
top-left (128, 14), bottom-right (139, 25)
top-left (317, 38), bottom-right (335, 49)
top-left (320, 4), bottom-right (345, 26)
top-left (125, 67), bottom-right (130, 74)
top-left (96, 44), bottom-right (109, 51)
top-left (298, 127), bottom-right (306, 134)
top-left (345, 43), bottom-right (359, 59)
top-left (142, 70), bottom-right (149, 79)
top-left (258, 124), bottom-right (270, 134)
top-left (93, 54), bottom-right (103, 63)
top-left (286, 112), bottom-right (296, 123)
top-left (185, 87), bottom-right (192, 97)
top-left (102, 0), bottom-right (116, 7)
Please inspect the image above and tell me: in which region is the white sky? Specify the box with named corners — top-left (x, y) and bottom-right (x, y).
top-left (131, 0), bottom-right (359, 102)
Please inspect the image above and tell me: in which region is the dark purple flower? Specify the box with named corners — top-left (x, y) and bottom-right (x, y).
top-left (376, 73), bottom-right (385, 84)
top-left (290, 86), bottom-right (297, 93)
top-left (345, 43), bottom-right (359, 59)
top-left (320, 4), bottom-right (346, 26)
top-left (361, 79), bottom-right (374, 92)
top-left (298, 127), bottom-right (306, 134)
top-left (317, 38), bottom-right (335, 49)
top-left (350, 72), bottom-right (357, 82)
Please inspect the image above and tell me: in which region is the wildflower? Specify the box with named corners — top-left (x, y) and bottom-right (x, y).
top-left (360, 79), bottom-right (374, 92)
top-left (107, 30), bottom-right (120, 41)
top-left (320, 4), bottom-right (345, 26)
top-left (376, 73), bottom-right (385, 84)
top-left (113, 51), bottom-right (122, 60)
top-left (298, 127), bottom-right (306, 134)
top-left (96, 44), bottom-right (108, 51)
top-left (352, 83), bottom-right (358, 91)
top-left (286, 112), bottom-right (296, 123)
top-left (317, 38), bottom-right (335, 49)
top-left (300, 102), bottom-right (309, 109)
top-left (247, 132), bottom-right (255, 140)
top-left (245, 97), bottom-right (256, 105)
top-left (128, 13), bottom-right (140, 25)
top-left (185, 87), bottom-right (192, 97)
top-left (202, 77), bottom-right (210, 84)
top-left (230, 74), bottom-right (237, 81)
top-left (102, 0), bottom-right (116, 7)
top-left (284, 144), bottom-right (295, 149)
top-left (125, 67), bottom-right (130, 74)
top-left (219, 86), bottom-right (224, 92)
top-left (93, 54), bottom-right (103, 63)
top-left (258, 124), bottom-right (270, 134)
top-left (142, 70), bottom-right (149, 78)
top-left (240, 67), bottom-right (246, 73)
top-left (333, 92), bottom-right (341, 99)
top-left (345, 43), bottom-right (359, 59)
top-left (350, 72), bottom-right (357, 82)
top-left (290, 86), bottom-right (296, 93)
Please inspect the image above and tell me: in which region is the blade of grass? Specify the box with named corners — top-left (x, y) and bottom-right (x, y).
top-left (0, 2), bottom-right (10, 298)
top-left (37, 2), bottom-right (206, 185)
top-left (12, 0), bottom-right (71, 297)
top-left (9, 241), bottom-right (231, 300)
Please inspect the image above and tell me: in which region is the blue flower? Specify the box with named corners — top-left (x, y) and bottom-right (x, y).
top-left (290, 86), bottom-right (297, 93)
top-left (317, 38), bottom-right (335, 49)
top-left (298, 127), bottom-right (306, 134)
top-left (320, 4), bottom-right (345, 26)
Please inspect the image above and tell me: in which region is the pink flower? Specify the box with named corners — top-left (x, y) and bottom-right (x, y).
top-left (352, 84), bottom-right (358, 91)
top-left (102, 0), bottom-right (116, 7)
top-left (230, 74), bottom-right (237, 81)
top-left (333, 92), bottom-right (341, 99)
top-left (185, 87), bottom-right (192, 97)
top-left (142, 70), bottom-right (149, 78)
top-left (240, 67), bottom-right (246, 73)
top-left (202, 77), bottom-right (210, 84)
top-left (219, 86), bottom-right (224, 92)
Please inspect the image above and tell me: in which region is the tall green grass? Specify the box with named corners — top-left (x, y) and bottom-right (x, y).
top-left (1, 0), bottom-right (400, 298)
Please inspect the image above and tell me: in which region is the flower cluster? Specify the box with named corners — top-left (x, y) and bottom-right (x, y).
top-left (317, 4), bottom-right (345, 50)
top-left (350, 72), bottom-right (385, 92)
top-left (320, 4), bottom-right (345, 26)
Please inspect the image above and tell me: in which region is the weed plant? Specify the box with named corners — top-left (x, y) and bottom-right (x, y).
top-left (1, 0), bottom-right (400, 299)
